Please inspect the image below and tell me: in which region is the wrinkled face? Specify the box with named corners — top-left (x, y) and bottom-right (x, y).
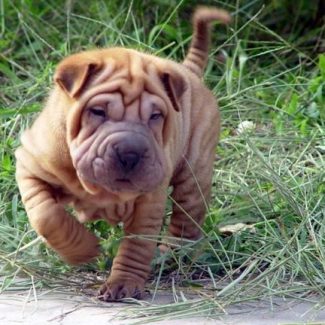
top-left (55, 49), bottom-right (184, 194)
top-left (70, 90), bottom-right (168, 193)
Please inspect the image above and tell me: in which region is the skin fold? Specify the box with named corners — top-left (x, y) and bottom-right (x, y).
top-left (15, 7), bottom-right (230, 301)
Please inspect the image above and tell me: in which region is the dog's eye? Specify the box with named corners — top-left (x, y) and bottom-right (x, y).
top-left (89, 106), bottom-right (106, 118)
top-left (150, 112), bottom-right (163, 121)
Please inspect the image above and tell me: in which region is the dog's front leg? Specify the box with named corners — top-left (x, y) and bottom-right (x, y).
top-left (15, 159), bottom-right (100, 264)
top-left (99, 190), bottom-right (166, 301)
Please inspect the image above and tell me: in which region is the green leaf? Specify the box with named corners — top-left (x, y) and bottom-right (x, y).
top-left (0, 63), bottom-right (22, 83)
top-left (319, 54), bottom-right (325, 78)
top-left (0, 104), bottom-right (41, 118)
top-left (2, 154), bottom-right (12, 171)
top-left (286, 93), bottom-right (299, 115)
top-left (308, 76), bottom-right (322, 94)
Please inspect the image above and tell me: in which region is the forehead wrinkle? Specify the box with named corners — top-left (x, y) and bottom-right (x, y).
top-left (124, 98), bottom-right (141, 121)
top-left (143, 62), bottom-right (168, 102)
top-left (120, 51), bottom-right (146, 105)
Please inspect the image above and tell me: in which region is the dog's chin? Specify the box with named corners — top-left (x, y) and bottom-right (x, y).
top-left (109, 175), bottom-right (165, 193)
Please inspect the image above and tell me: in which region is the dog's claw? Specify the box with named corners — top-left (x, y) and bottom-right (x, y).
top-left (98, 279), bottom-right (144, 302)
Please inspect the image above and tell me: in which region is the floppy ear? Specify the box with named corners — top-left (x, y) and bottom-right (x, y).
top-left (54, 56), bottom-right (102, 98)
top-left (160, 71), bottom-right (186, 112)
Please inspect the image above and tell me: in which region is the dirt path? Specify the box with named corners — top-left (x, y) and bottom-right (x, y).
top-left (1, 289), bottom-right (325, 324)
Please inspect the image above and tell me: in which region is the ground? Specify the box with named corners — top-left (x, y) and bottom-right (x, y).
top-left (1, 288), bottom-right (325, 324)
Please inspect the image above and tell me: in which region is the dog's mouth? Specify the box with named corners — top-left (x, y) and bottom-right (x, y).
top-left (115, 178), bottom-right (131, 184)
top-left (107, 177), bottom-right (144, 193)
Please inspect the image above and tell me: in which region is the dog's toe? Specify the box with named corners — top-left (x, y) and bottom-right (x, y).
top-left (98, 278), bottom-right (144, 302)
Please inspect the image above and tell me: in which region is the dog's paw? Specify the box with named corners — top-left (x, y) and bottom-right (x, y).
top-left (98, 277), bottom-right (144, 301)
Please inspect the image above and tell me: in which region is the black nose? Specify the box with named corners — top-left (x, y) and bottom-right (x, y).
top-left (116, 151), bottom-right (140, 172)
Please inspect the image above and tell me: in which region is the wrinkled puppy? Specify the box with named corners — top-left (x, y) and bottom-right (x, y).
top-left (15, 7), bottom-right (230, 301)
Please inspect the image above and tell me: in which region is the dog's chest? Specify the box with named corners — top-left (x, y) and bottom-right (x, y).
top-left (67, 193), bottom-right (136, 226)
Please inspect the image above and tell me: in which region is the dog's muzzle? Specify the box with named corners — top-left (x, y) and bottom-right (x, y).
top-left (73, 124), bottom-right (165, 193)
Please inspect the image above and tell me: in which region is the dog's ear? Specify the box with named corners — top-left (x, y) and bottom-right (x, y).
top-left (160, 71), bottom-right (186, 112)
top-left (54, 55), bottom-right (102, 98)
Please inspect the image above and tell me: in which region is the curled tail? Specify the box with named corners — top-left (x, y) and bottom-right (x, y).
top-left (183, 7), bottom-right (231, 77)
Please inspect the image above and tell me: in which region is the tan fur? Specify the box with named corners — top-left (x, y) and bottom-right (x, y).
top-left (15, 7), bottom-right (230, 301)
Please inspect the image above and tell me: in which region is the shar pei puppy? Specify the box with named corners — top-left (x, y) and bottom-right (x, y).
top-left (15, 7), bottom-right (230, 301)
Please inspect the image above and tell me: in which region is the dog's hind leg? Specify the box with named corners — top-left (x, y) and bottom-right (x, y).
top-left (168, 112), bottom-right (219, 242)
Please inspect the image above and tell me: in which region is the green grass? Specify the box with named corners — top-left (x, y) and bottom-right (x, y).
top-left (1, 0), bottom-right (325, 322)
